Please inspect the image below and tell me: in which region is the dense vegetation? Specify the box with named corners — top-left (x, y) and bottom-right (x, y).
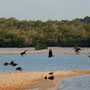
top-left (0, 16), bottom-right (90, 49)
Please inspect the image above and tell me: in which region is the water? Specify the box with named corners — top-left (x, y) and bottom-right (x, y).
top-left (27, 88), bottom-right (39, 90)
top-left (57, 75), bottom-right (90, 90)
top-left (0, 54), bottom-right (90, 72)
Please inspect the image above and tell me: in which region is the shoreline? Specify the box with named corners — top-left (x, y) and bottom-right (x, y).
top-left (0, 47), bottom-right (90, 54)
top-left (0, 70), bottom-right (90, 90)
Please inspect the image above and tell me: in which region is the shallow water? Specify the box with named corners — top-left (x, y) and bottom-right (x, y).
top-left (57, 75), bottom-right (90, 90)
top-left (27, 88), bottom-right (39, 90)
top-left (0, 54), bottom-right (90, 72)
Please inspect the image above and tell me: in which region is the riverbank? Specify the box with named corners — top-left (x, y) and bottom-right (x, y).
top-left (0, 70), bottom-right (90, 90)
top-left (0, 47), bottom-right (90, 54)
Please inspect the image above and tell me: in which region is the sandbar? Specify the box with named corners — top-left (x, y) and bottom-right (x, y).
top-left (0, 47), bottom-right (90, 54)
top-left (0, 70), bottom-right (90, 90)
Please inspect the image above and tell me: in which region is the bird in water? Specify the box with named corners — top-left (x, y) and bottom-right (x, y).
top-left (8, 61), bottom-right (18, 66)
top-left (20, 50), bottom-right (28, 56)
top-left (88, 55), bottom-right (90, 58)
top-left (48, 49), bottom-right (54, 57)
top-left (16, 67), bottom-right (23, 71)
top-left (4, 62), bottom-right (9, 66)
top-left (12, 63), bottom-right (18, 66)
top-left (74, 47), bottom-right (81, 55)
top-left (9, 61), bottom-right (14, 65)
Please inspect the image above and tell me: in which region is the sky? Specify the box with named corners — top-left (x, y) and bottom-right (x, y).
top-left (0, 0), bottom-right (90, 21)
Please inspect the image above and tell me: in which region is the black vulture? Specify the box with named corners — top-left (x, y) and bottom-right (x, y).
top-left (9, 61), bottom-right (14, 65)
top-left (48, 49), bottom-right (54, 57)
top-left (74, 48), bottom-right (81, 55)
top-left (49, 72), bottom-right (54, 75)
top-left (4, 62), bottom-right (9, 66)
top-left (88, 55), bottom-right (90, 58)
top-left (44, 76), bottom-right (47, 80)
top-left (9, 61), bottom-right (18, 66)
top-left (12, 63), bottom-right (18, 66)
top-left (20, 50), bottom-right (28, 56)
top-left (48, 75), bottom-right (54, 80)
top-left (75, 47), bottom-right (81, 50)
top-left (16, 67), bottom-right (23, 71)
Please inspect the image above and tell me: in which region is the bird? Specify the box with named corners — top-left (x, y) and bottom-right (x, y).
top-left (75, 49), bottom-right (80, 55)
top-left (20, 50), bottom-right (28, 56)
top-left (44, 76), bottom-right (47, 80)
top-left (9, 61), bottom-right (14, 65)
top-left (74, 47), bottom-right (81, 55)
top-left (49, 72), bottom-right (54, 75)
top-left (16, 67), bottom-right (23, 71)
top-left (88, 55), bottom-right (90, 58)
top-left (9, 61), bottom-right (18, 66)
top-left (74, 47), bottom-right (81, 50)
top-left (48, 49), bottom-right (54, 57)
top-left (48, 75), bottom-right (54, 80)
top-left (12, 63), bottom-right (18, 66)
top-left (4, 62), bottom-right (9, 66)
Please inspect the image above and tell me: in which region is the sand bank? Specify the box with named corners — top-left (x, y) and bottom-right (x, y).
top-left (0, 70), bottom-right (90, 90)
top-left (0, 47), bottom-right (90, 54)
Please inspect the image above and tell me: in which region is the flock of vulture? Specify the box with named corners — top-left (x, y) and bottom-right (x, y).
top-left (3, 47), bottom-right (87, 79)
top-left (3, 50), bottom-right (28, 71)
top-left (44, 47), bottom-right (82, 80)
top-left (3, 49), bottom-right (54, 71)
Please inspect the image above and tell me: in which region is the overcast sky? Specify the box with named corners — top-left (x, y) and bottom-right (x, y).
top-left (0, 0), bottom-right (90, 21)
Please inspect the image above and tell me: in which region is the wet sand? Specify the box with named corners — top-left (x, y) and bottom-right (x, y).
top-left (0, 70), bottom-right (90, 90)
top-left (0, 47), bottom-right (90, 54)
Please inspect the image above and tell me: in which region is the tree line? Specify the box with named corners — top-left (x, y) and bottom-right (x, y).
top-left (0, 16), bottom-right (90, 49)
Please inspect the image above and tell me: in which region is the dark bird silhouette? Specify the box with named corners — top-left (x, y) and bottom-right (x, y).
top-left (88, 55), bottom-right (90, 58)
top-left (4, 62), bottom-right (9, 66)
top-left (74, 48), bottom-right (81, 55)
top-left (20, 50), bottom-right (28, 56)
top-left (9, 61), bottom-right (14, 65)
top-left (74, 47), bottom-right (81, 50)
top-left (75, 49), bottom-right (80, 55)
top-left (16, 67), bottom-right (23, 71)
top-left (49, 72), bottom-right (54, 75)
top-left (48, 75), bottom-right (54, 80)
top-left (12, 63), bottom-right (18, 66)
top-left (9, 61), bottom-right (18, 66)
top-left (44, 76), bottom-right (47, 80)
top-left (48, 49), bottom-right (54, 57)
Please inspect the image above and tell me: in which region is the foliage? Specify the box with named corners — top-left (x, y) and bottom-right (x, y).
top-left (0, 16), bottom-right (90, 48)
top-left (35, 43), bottom-right (48, 50)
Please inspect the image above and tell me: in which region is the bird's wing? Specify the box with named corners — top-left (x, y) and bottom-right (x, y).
top-left (75, 50), bottom-right (80, 55)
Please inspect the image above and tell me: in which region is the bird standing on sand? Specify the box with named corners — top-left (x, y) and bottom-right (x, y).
top-left (48, 75), bottom-right (54, 80)
top-left (44, 76), bottom-right (47, 80)
top-left (20, 50), bottom-right (28, 56)
top-left (48, 49), bottom-right (54, 57)
top-left (49, 72), bottom-right (54, 75)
